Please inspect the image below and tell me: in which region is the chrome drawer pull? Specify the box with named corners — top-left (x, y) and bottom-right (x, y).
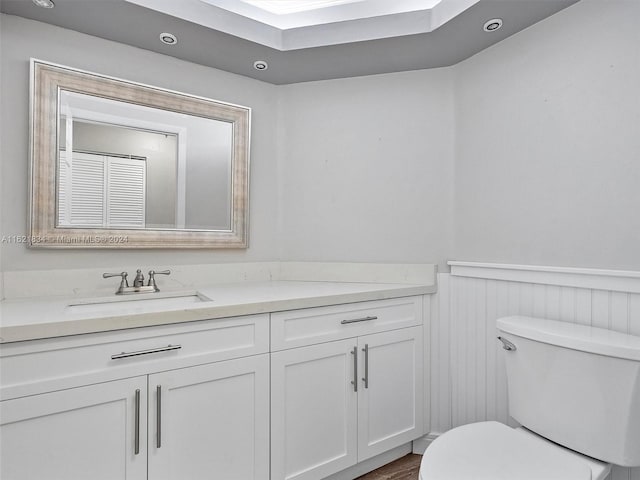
top-left (134, 389), bottom-right (140, 455)
top-left (341, 316), bottom-right (378, 325)
top-left (351, 346), bottom-right (358, 392)
top-left (111, 344), bottom-right (182, 360)
top-left (156, 385), bottom-right (162, 449)
top-left (362, 343), bottom-right (369, 388)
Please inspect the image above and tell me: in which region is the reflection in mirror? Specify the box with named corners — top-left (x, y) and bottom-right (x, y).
top-left (29, 59), bottom-right (250, 248)
top-left (58, 91), bottom-right (233, 231)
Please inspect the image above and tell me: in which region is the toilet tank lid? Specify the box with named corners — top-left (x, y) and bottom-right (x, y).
top-left (497, 316), bottom-right (640, 361)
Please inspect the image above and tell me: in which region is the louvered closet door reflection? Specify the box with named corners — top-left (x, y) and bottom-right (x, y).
top-left (57, 153), bottom-right (146, 228)
top-left (58, 151), bottom-right (105, 227)
top-left (106, 157), bottom-right (146, 228)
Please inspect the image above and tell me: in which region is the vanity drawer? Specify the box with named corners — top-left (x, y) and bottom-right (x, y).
top-left (270, 296), bottom-right (422, 351)
top-left (0, 314), bottom-right (269, 400)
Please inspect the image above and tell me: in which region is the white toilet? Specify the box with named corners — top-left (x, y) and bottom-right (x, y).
top-left (419, 315), bottom-right (640, 480)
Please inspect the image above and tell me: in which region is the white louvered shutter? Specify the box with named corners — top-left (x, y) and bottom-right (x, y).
top-left (106, 157), bottom-right (146, 228)
top-left (58, 152), bottom-right (106, 227)
top-left (57, 152), bottom-right (70, 226)
top-left (58, 152), bottom-right (146, 228)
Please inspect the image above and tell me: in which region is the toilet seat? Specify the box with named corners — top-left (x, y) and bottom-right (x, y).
top-left (419, 422), bottom-right (611, 480)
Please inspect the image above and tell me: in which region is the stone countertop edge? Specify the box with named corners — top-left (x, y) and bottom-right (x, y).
top-left (0, 282), bottom-right (435, 344)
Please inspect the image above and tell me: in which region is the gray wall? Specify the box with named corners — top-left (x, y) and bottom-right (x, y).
top-left (0, 14), bottom-right (280, 271)
top-left (2, 0), bottom-right (639, 273)
top-left (453, 0), bottom-right (640, 270)
top-left (278, 70), bottom-right (455, 268)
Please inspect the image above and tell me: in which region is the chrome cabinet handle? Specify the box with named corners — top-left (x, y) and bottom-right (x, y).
top-left (351, 346), bottom-right (358, 392)
top-left (134, 389), bottom-right (140, 455)
top-left (362, 344), bottom-right (369, 388)
top-left (497, 336), bottom-right (517, 351)
top-left (156, 385), bottom-right (162, 449)
top-left (341, 316), bottom-right (378, 325)
top-left (111, 344), bottom-right (182, 360)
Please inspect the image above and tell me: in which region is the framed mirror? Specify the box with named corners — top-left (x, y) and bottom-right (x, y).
top-left (29, 59), bottom-right (250, 248)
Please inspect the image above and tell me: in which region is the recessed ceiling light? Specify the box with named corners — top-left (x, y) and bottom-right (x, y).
top-left (32, 0), bottom-right (55, 8)
top-left (159, 32), bottom-right (178, 45)
top-left (483, 18), bottom-right (503, 32)
top-left (253, 60), bottom-right (268, 71)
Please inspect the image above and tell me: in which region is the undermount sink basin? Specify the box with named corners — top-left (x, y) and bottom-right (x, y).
top-left (66, 291), bottom-right (212, 315)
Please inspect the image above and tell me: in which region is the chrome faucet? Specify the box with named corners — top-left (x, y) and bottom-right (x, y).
top-left (103, 269), bottom-right (171, 295)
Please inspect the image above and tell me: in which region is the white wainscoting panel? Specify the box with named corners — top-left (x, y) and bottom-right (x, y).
top-left (431, 264), bottom-right (640, 480)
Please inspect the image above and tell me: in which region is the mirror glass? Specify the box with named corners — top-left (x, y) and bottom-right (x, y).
top-left (30, 60), bottom-right (250, 248)
top-left (57, 91), bottom-right (233, 231)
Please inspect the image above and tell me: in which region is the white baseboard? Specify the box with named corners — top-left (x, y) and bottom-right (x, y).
top-left (319, 436), bottom-right (439, 480)
top-left (323, 443), bottom-right (412, 480)
top-left (412, 433), bottom-right (439, 454)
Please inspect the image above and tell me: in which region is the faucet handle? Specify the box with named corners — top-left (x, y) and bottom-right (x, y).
top-left (103, 272), bottom-right (129, 293)
top-left (103, 271), bottom-right (128, 282)
top-left (147, 269), bottom-right (171, 291)
top-left (151, 270), bottom-right (171, 276)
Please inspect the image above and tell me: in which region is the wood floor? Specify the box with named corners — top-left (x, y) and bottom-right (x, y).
top-left (356, 454), bottom-right (422, 480)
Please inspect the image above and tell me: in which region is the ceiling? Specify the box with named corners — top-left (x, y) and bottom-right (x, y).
top-left (1, 0), bottom-right (580, 84)
top-left (130, 0), bottom-right (481, 50)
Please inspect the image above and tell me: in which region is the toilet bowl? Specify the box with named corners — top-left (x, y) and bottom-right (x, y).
top-left (419, 422), bottom-right (610, 480)
top-left (418, 316), bottom-right (640, 479)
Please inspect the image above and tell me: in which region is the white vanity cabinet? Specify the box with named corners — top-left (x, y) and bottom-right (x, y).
top-left (271, 339), bottom-right (359, 480)
top-left (0, 290), bottom-right (429, 480)
top-left (147, 354), bottom-right (270, 480)
top-left (0, 376), bottom-right (148, 480)
top-left (357, 326), bottom-right (424, 460)
top-left (0, 314), bottom-right (270, 480)
top-left (270, 297), bottom-right (424, 480)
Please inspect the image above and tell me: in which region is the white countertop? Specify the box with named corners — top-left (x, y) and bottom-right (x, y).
top-left (0, 280), bottom-right (434, 343)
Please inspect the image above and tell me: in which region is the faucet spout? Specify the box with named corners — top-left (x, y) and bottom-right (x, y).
top-left (133, 269), bottom-right (145, 287)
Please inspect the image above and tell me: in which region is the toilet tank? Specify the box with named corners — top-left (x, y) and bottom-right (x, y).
top-left (497, 316), bottom-right (640, 467)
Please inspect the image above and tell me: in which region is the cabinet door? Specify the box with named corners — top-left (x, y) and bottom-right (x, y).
top-left (271, 339), bottom-right (358, 480)
top-left (0, 376), bottom-right (147, 480)
top-left (148, 354), bottom-right (269, 480)
top-left (357, 326), bottom-right (423, 461)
